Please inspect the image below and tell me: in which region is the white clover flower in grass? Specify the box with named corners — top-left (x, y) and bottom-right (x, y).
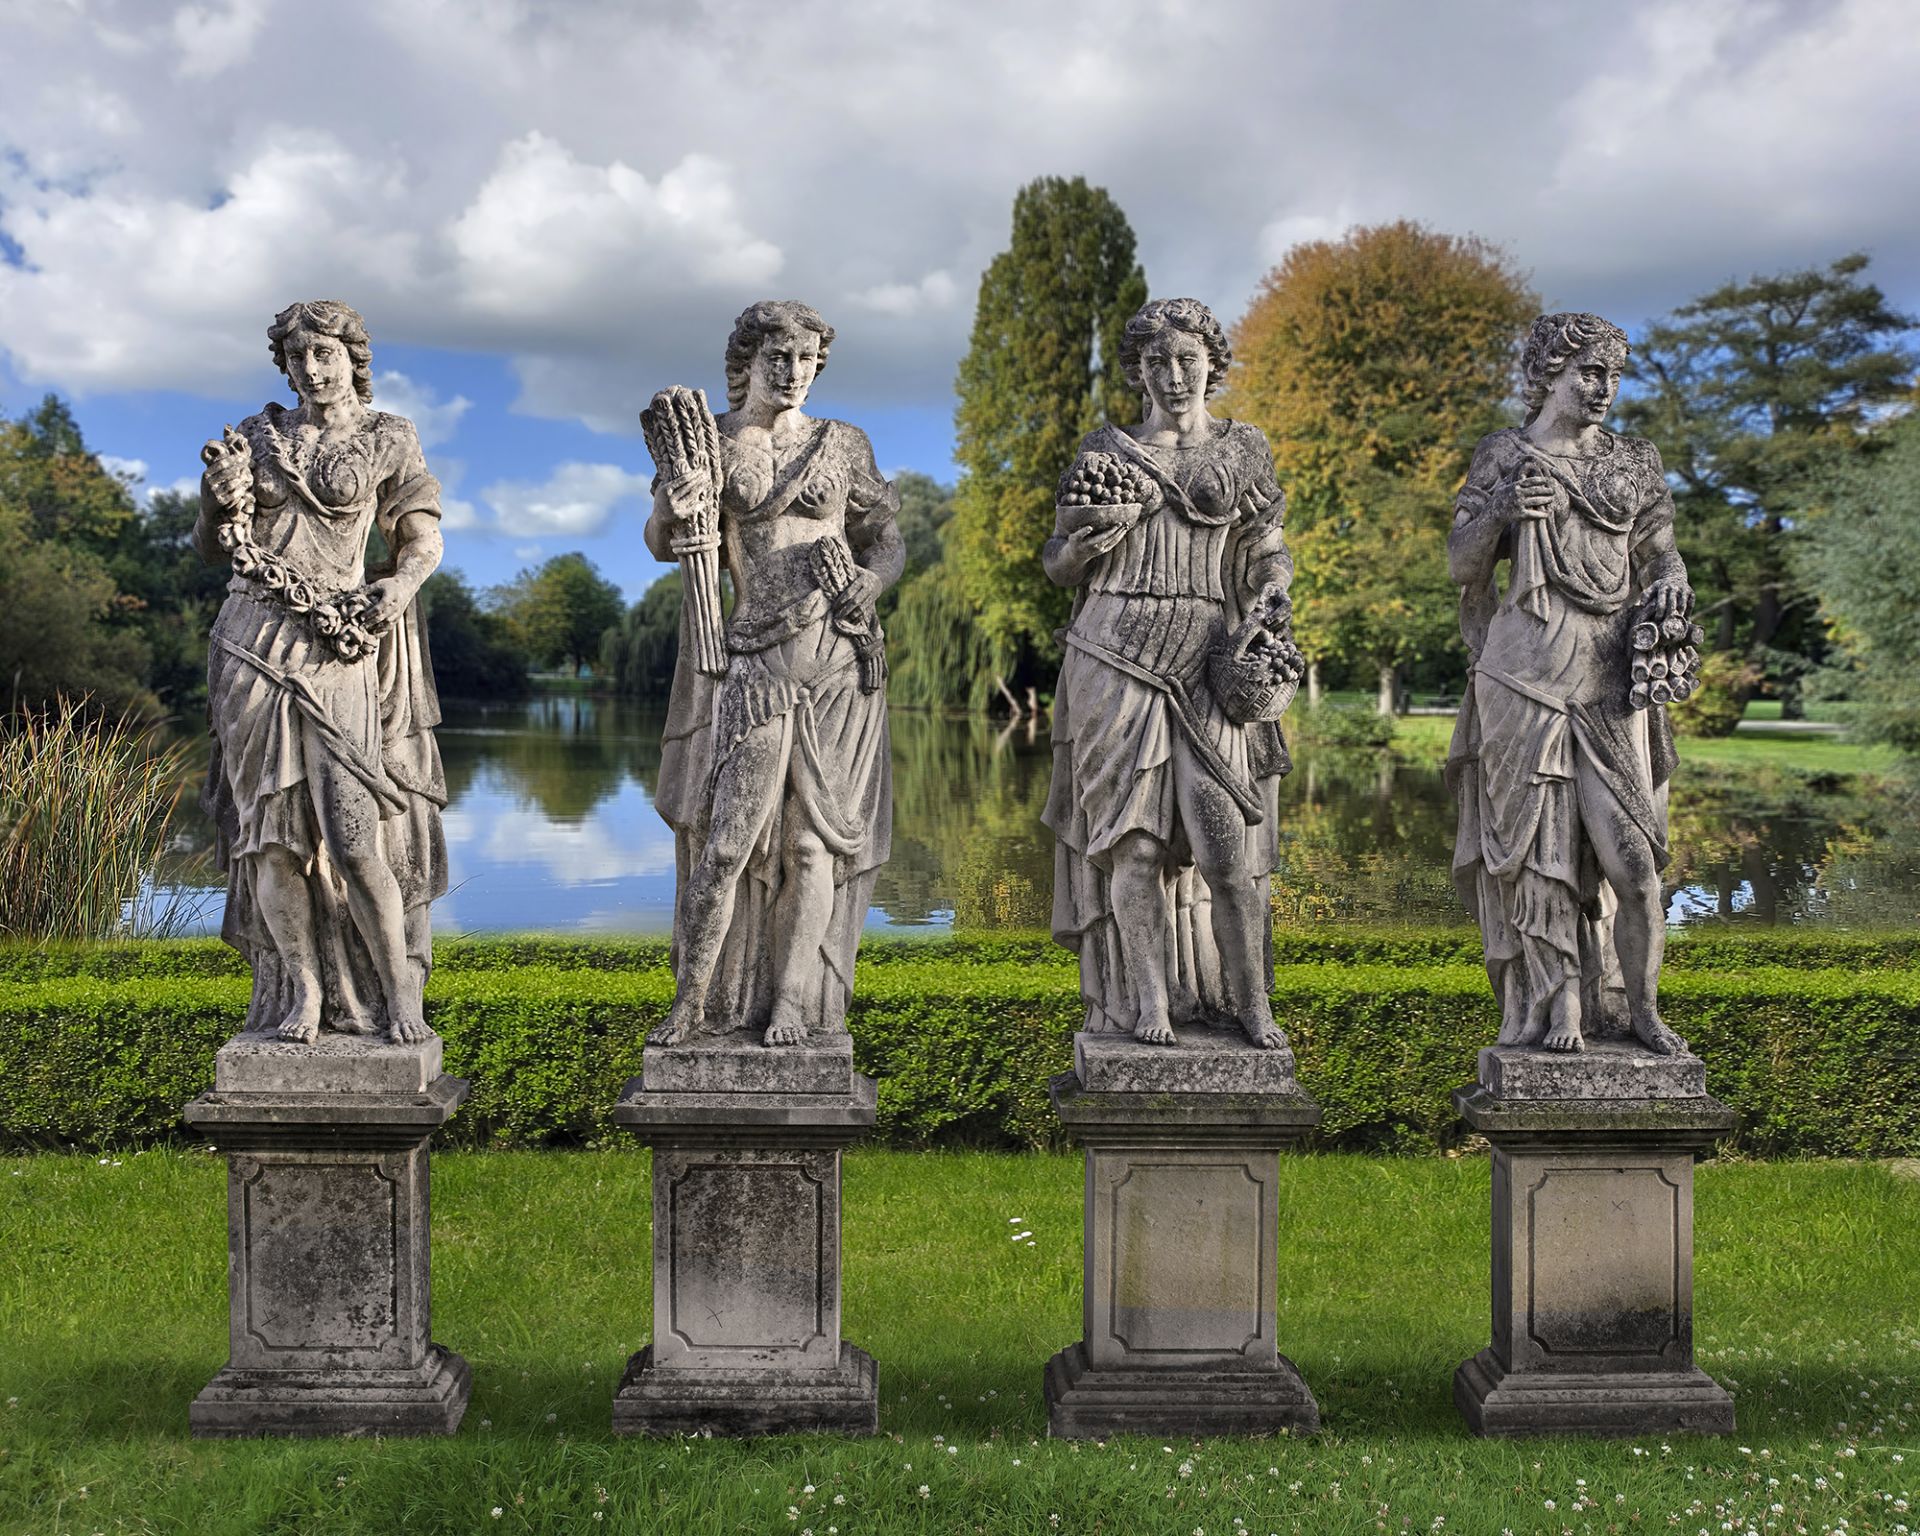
top-left (491, 1510), bottom-right (503, 1520)
top-left (917, 1486), bottom-right (929, 1498)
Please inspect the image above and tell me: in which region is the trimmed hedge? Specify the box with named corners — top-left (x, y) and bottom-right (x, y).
top-left (6, 927), bottom-right (1919, 982)
top-left (3, 938), bottom-right (1917, 1157)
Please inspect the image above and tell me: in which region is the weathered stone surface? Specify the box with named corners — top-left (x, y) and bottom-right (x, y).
top-left (643, 1029), bottom-right (853, 1095)
top-left (1456, 1350), bottom-right (1735, 1437)
top-left (612, 1073), bottom-right (879, 1437)
top-left (197, 298), bottom-right (448, 1050)
top-left (1075, 1025), bottom-right (1300, 1094)
top-left (1478, 1040), bottom-right (1707, 1100)
top-left (614, 1342), bottom-right (878, 1437)
top-left (1046, 1342), bottom-right (1318, 1440)
top-left (1451, 1089), bottom-right (1734, 1439)
top-left (215, 1033), bottom-right (444, 1096)
top-left (644, 301), bottom-right (901, 1053)
top-left (183, 1076), bottom-right (470, 1439)
top-left (1045, 1072), bottom-right (1322, 1439)
top-left (1449, 312), bottom-right (1697, 1059)
top-left (191, 1346), bottom-right (470, 1439)
top-left (1042, 298), bottom-right (1302, 1059)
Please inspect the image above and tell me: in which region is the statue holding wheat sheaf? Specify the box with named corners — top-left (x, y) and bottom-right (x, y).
top-left (643, 301), bottom-right (904, 1049)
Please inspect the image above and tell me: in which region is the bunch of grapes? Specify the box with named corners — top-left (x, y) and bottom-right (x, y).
top-left (1628, 613), bottom-right (1707, 709)
top-left (1060, 451), bottom-right (1154, 507)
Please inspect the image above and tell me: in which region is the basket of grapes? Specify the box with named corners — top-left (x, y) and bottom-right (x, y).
top-left (1208, 585), bottom-right (1305, 725)
top-left (1056, 451), bottom-right (1157, 551)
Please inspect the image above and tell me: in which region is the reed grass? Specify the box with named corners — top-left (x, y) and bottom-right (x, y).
top-left (0, 698), bottom-right (191, 941)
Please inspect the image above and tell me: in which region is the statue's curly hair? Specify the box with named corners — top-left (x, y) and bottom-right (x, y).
top-left (723, 300), bottom-right (835, 411)
top-left (267, 299), bottom-right (374, 404)
top-left (1520, 312), bottom-right (1629, 421)
top-left (1118, 298), bottom-right (1232, 400)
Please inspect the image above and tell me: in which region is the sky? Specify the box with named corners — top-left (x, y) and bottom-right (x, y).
top-left (2, 0), bottom-right (1917, 600)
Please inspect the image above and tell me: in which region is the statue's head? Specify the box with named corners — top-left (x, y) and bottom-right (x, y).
top-left (724, 300), bottom-right (835, 412)
top-left (1119, 298), bottom-right (1232, 409)
top-left (268, 299), bottom-right (374, 408)
top-left (1520, 312), bottom-right (1629, 424)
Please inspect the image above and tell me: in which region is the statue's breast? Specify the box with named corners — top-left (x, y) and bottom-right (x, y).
top-left (308, 440), bottom-right (375, 512)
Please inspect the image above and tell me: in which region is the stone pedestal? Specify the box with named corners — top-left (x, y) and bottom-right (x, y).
top-left (182, 1032), bottom-right (471, 1438)
top-left (1044, 1027), bottom-right (1323, 1439)
top-left (610, 1029), bottom-right (879, 1436)
top-left (1453, 1040), bottom-right (1737, 1438)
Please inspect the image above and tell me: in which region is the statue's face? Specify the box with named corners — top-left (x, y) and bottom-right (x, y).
top-left (282, 326), bottom-right (357, 410)
top-left (1140, 328), bottom-right (1210, 415)
top-left (1541, 344), bottom-right (1624, 428)
top-left (745, 327), bottom-right (821, 413)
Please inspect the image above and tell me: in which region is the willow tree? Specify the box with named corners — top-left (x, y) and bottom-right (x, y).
top-left (948, 176), bottom-right (1147, 706)
top-left (1225, 221), bottom-right (1536, 712)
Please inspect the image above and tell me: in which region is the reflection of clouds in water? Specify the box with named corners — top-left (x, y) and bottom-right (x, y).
top-left (444, 782), bottom-right (677, 888)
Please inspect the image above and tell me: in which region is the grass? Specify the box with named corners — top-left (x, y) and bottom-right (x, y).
top-left (1385, 710), bottom-right (1901, 777)
top-left (0, 703), bottom-right (190, 942)
top-left (3, 1150), bottom-right (1916, 1535)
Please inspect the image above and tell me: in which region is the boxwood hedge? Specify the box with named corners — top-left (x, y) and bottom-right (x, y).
top-left (2, 932), bottom-right (1915, 1156)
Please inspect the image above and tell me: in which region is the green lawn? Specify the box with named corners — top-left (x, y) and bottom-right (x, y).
top-left (1387, 710), bottom-right (1900, 776)
top-left (3, 1150), bottom-right (1916, 1534)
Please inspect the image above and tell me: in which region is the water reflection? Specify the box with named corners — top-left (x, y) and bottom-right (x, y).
top-left (148, 700), bottom-right (1917, 935)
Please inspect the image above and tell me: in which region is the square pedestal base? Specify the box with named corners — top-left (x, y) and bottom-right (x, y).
top-left (189, 1344), bottom-right (471, 1438)
top-left (1454, 1348), bottom-right (1735, 1438)
top-left (612, 1342), bottom-right (878, 1437)
top-left (1045, 1342), bottom-right (1319, 1440)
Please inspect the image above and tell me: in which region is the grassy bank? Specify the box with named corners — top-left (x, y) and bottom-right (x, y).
top-left (1387, 708), bottom-right (1904, 776)
top-left (1, 1149), bottom-right (1915, 1535)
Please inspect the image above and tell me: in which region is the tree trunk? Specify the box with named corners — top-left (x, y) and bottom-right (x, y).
top-left (1376, 662), bottom-right (1397, 717)
top-left (1306, 659), bottom-right (1322, 710)
top-left (993, 673), bottom-right (1024, 718)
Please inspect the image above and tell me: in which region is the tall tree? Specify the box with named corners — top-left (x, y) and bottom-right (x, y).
top-left (487, 552), bottom-right (626, 677)
top-left (1616, 253), bottom-right (1916, 709)
top-left (948, 175), bottom-right (1147, 688)
top-left (1225, 221), bottom-right (1537, 712)
top-left (1796, 412), bottom-right (1920, 753)
top-left (421, 571), bottom-right (530, 700)
top-left (601, 570), bottom-right (685, 702)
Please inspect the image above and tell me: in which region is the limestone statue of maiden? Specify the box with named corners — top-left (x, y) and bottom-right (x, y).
top-left (1043, 298), bottom-right (1305, 1062)
top-left (1448, 312), bottom-right (1697, 1055)
top-left (644, 301), bottom-right (902, 1049)
top-left (195, 299), bottom-right (448, 1045)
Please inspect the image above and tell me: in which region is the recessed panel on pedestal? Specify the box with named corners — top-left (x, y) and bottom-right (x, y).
top-left (667, 1159), bottom-right (827, 1358)
top-left (237, 1158), bottom-right (402, 1363)
top-left (1103, 1159), bottom-right (1265, 1360)
top-left (1526, 1165), bottom-right (1680, 1361)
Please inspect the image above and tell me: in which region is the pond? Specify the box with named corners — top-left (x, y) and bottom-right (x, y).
top-left (147, 696), bottom-right (1920, 936)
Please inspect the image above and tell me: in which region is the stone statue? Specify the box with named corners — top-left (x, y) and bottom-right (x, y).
top-left (1447, 311), bottom-right (1697, 1056)
top-left (195, 299), bottom-right (448, 1047)
top-left (645, 300), bottom-right (902, 1050)
top-left (1043, 298), bottom-right (1304, 1063)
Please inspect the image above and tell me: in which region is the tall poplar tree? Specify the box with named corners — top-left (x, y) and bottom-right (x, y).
top-left (949, 176), bottom-right (1147, 691)
top-left (1225, 221), bottom-right (1536, 711)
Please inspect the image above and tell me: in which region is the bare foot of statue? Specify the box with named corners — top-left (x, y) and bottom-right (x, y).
top-left (763, 1005), bottom-right (809, 1047)
top-left (388, 1005), bottom-right (433, 1045)
top-left (276, 984), bottom-right (321, 1044)
top-left (1537, 989), bottom-right (1584, 1052)
top-left (1240, 1002), bottom-right (1290, 1052)
top-left (1133, 1012), bottom-right (1177, 1046)
top-left (649, 992), bottom-right (702, 1048)
top-left (1631, 1013), bottom-right (1688, 1056)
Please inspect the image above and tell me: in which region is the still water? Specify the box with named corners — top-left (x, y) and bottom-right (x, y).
top-left (150, 697), bottom-right (1918, 936)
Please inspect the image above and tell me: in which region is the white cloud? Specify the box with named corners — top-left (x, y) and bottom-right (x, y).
top-left (480, 462), bottom-right (651, 539)
top-left (849, 270), bottom-right (959, 318)
top-left (0, 131), bottom-right (419, 394)
top-left (98, 454), bottom-right (149, 485)
top-left (370, 369), bottom-right (471, 448)
top-left (0, 0), bottom-right (1914, 424)
top-left (440, 496), bottom-right (481, 531)
top-left (171, 0), bottom-right (272, 79)
top-left (447, 134), bottom-right (783, 338)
